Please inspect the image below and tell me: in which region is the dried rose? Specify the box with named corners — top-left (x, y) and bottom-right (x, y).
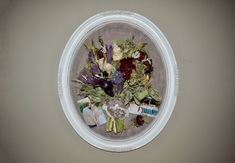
top-left (97, 49), bottom-right (104, 60)
top-left (119, 57), bottom-right (136, 80)
top-left (137, 51), bottom-right (146, 61)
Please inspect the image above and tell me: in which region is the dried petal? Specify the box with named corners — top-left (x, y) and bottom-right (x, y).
top-left (105, 44), bottom-right (113, 63)
top-left (91, 64), bottom-right (100, 76)
top-left (137, 51), bottom-right (146, 61)
top-left (97, 49), bottom-right (104, 60)
top-left (87, 52), bottom-right (95, 63)
top-left (78, 69), bottom-right (99, 85)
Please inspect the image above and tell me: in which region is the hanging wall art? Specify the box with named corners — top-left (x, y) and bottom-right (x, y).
top-left (58, 11), bottom-right (178, 152)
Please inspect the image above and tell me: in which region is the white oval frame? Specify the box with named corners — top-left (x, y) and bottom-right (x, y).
top-left (58, 10), bottom-right (178, 152)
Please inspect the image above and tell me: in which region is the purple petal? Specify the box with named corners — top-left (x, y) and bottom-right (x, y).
top-left (105, 44), bottom-right (113, 64)
top-left (91, 64), bottom-right (100, 76)
top-left (78, 69), bottom-right (88, 83)
top-left (115, 82), bottom-right (124, 93)
top-left (111, 71), bottom-right (124, 94)
top-left (87, 76), bottom-right (100, 85)
top-left (88, 51), bottom-right (95, 63)
top-left (112, 71), bottom-right (124, 85)
top-left (78, 69), bottom-right (99, 85)
top-left (98, 79), bottom-right (114, 97)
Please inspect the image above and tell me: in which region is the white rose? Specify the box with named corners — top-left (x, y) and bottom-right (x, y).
top-left (104, 63), bottom-right (115, 74)
top-left (112, 43), bottom-right (123, 61)
top-left (98, 58), bottom-right (115, 75)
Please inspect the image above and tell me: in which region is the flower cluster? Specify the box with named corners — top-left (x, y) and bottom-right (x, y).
top-left (76, 36), bottom-right (161, 106)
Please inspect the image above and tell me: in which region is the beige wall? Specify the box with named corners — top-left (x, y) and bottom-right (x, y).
top-left (0, 148), bottom-right (9, 163)
top-left (0, 0), bottom-right (235, 163)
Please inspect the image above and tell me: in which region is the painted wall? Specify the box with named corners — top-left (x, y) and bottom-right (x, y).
top-left (0, 0), bottom-right (234, 163)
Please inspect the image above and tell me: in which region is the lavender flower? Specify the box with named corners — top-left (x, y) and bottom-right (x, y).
top-left (98, 79), bottom-right (114, 97)
top-left (87, 52), bottom-right (95, 63)
top-left (91, 64), bottom-right (100, 76)
top-left (115, 82), bottom-right (124, 94)
top-left (105, 44), bottom-right (113, 64)
top-left (112, 71), bottom-right (125, 93)
top-left (78, 69), bottom-right (99, 85)
top-left (112, 71), bottom-right (124, 85)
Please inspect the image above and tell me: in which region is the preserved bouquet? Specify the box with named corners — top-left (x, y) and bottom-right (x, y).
top-left (74, 36), bottom-right (161, 133)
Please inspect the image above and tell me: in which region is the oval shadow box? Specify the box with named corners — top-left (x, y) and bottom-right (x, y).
top-left (58, 11), bottom-right (178, 152)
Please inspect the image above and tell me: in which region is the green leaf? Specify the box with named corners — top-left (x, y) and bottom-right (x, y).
top-left (120, 90), bottom-right (133, 105)
top-left (88, 95), bottom-right (101, 103)
top-left (148, 87), bottom-right (161, 102)
top-left (134, 89), bottom-right (148, 101)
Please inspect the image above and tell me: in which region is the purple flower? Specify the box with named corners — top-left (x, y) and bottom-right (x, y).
top-left (91, 64), bottom-right (100, 76)
top-left (115, 83), bottom-right (124, 94)
top-left (112, 71), bottom-right (124, 93)
top-left (105, 44), bottom-right (113, 64)
top-left (78, 69), bottom-right (99, 85)
top-left (98, 79), bottom-right (114, 97)
top-left (112, 71), bottom-right (124, 85)
top-left (87, 52), bottom-right (95, 63)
